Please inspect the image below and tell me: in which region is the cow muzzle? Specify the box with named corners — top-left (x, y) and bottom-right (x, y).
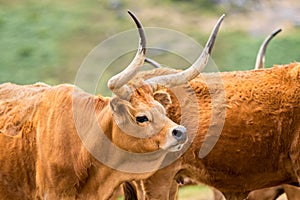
top-left (162, 125), bottom-right (188, 152)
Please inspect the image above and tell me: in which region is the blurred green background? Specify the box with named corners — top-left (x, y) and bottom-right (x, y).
top-left (0, 0), bottom-right (298, 199)
top-left (1, 0), bottom-right (300, 87)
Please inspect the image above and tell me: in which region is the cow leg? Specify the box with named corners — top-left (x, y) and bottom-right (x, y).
top-left (122, 176), bottom-right (172, 200)
top-left (139, 162), bottom-right (181, 200)
top-left (223, 192), bottom-right (248, 200)
top-left (142, 176), bottom-right (174, 200)
top-left (122, 180), bottom-right (147, 200)
top-left (213, 188), bottom-right (225, 200)
top-left (246, 186), bottom-right (284, 200)
top-left (142, 169), bottom-right (179, 199)
top-left (168, 180), bottom-right (179, 200)
top-left (283, 184), bottom-right (300, 200)
top-left (134, 180), bottom-right (146, 199)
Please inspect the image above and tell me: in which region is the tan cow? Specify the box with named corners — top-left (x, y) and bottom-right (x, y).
top-left (123, 28), bottom-right (300, 199)
top-left (134, 63), bottom-right (300, 200)
top-left (123, 28), bottom-right (285, 200)
top-left (0, 11), bottom-right (223, 200)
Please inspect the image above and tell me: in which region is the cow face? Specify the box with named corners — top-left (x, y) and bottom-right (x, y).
top-left (110, 84), bottom-right (187, 152)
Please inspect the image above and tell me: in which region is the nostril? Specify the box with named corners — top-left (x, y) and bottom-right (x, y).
top-left (172, 126), bottom-right (187, 142)
top-left (172, 129), bottom-right (182, 139)
top-left (172, 126), bottom-right (187, 143)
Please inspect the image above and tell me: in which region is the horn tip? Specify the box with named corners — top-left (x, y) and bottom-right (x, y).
top-left (206, 14), bottom-right (225, 54)
top-left (273, 28), bottom-right (282, 36)
top-left (127, 10), bottom-right (142, 29)
top-left (218, 14), bottom-right (226, 23)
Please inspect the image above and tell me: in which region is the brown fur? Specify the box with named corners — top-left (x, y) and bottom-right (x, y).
top-left (129, 63), bottom-right (300, 200)
top-left (0, 81), bottom-right (182, 199)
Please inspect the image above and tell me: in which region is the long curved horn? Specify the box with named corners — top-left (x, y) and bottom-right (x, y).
top-left (255, 28), bottom-right (282, 70)
top-left (107, 10), bottom-right (146, 98)
top-left (145, 14), bottom-right (225, 90)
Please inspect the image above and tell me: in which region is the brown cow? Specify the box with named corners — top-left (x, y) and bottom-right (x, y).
top-left (124, 25), bottom-right (300, 199)
top-left (123, 28), bottom-right (286, 200)
top-left (185, 28), bottom-right (284, 200)
top-left (0, 11), bottom-right (223, 200)
top-left (133, 62), bottom-right (300, 200)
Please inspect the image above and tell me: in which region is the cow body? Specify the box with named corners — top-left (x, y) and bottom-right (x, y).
top-left (133, 63), bottom-right (300, 199)
top-left (0, 83), bottom-right (46, 199)
top-left (0, 83), bottom-right (181, 200)
top-left (185, 63), bottom-right (300, 196)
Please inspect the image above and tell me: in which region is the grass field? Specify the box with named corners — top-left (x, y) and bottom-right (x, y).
top-left (1, 0), bottom-right (300, 88)
top-left (178, 185), bottom-right (215, 200)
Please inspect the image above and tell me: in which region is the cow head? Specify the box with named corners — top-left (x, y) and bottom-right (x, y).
top-left (106, 11), bottom-right (224, 153)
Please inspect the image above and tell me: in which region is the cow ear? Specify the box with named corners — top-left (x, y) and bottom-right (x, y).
top-left (154, 90), bottom-right (172, 109)
top-left (110, 97), bottom-right (127, 114)
top-left (110, 97), bottom-right (134, 124)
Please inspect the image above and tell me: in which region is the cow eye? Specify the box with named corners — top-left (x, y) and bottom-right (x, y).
top-left (136, 115), bottom-right (149, 123)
